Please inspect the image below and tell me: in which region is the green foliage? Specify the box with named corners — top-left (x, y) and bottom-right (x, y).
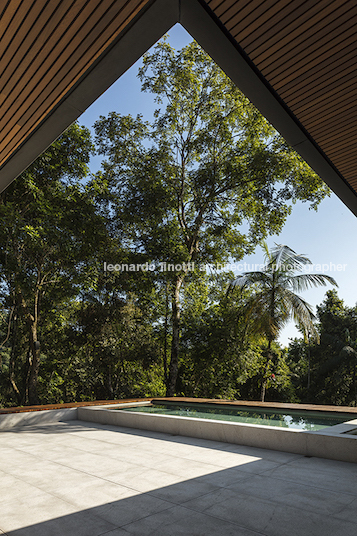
top-left (287, 290), bottom-right (357, 406)
top-left (0, 39), bottom-right (334, 408)
top-left (94, 39), bottom-right (329, 395)
top-left (230, 243), bottom-right (338, 343)
top-left (0, 123), bottom-right (105, 404)
top-left (229, 243), bottom-right (337, 400)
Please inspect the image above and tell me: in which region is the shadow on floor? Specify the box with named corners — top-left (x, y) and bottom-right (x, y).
top-left (1, 421), bottom-right (357, 536)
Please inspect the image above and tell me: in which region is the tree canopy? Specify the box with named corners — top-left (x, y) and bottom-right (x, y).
top-left (229, 242), bottom-right (338, 400)
top-left (1, 38), bottom-right (346, 409)
top-left (93, 39), bottom-right (329, 395)
top-left (0, 123), bottom-right (105, 404)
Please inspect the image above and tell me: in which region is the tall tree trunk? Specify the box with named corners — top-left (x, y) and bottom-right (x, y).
top-left (9, 311), bottom-right (22, 405)
top-left (163, 281), bottom-right (169, 389)
top-left (260, 368), bottom-right (268, 403)
top-left (27, 323), bottom-right (40, 405)
top-left (260, 340), bottom-right (272, 402)
top-left (18, 287), bottom-right (41, 405)
top-left (106, 367), bottom-right (114, 399)
top-left (166, 275), bottom-right (184, 396)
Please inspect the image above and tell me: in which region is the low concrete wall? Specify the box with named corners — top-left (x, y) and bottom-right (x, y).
top-left (0, 407), bottom-right (78, 431)
top-left (78, 406), bottom-right (357, 464)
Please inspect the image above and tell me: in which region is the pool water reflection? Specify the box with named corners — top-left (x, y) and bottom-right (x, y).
top-left (115, 402), bottom-right (352, 431)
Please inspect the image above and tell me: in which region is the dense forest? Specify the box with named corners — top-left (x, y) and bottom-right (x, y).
top-left (1, 41), bottom-right (355, 408)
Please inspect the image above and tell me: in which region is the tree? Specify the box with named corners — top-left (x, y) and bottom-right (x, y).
top-left (287, 290), bottom-right (357, 406)
top-left (178, 271), bottom-right (266, 399)
top-left (94, 39), bottom-right (330, 396)
top-left (0, 123), bottom-right (106, 405)
top-left (313, 291), bottom-right (357, 405)
top-left (230, 243), bottom-right (338, 401)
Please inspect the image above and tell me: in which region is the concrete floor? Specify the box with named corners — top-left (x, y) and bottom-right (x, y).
top-left (0, 420), bottom-right (357, 536)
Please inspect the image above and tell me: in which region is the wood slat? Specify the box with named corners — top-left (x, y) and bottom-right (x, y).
top-left (241, 0), bottom-right (314, 56)
top-left (306, 100), bottom-right (357, 130)
top-left (0, 0), bottom-right (23, 38)
top-left (219, 0), bottom-right (264, 24)
top-left (296, 87), bottom-right (357, 124)
top-left (206, 0), bottom-right (227, 11)
top-left (333, 157), bottom-right (357, 170)
top-left (208, 0), bottom-right (357, 196)
top-left (0, 0), bottom-right (150, 163)
top-left (272, 41), bottom-right (357, 94)
top-left (0, 0), bottom-right (111, 126)
top-left (263, 14), bottom-right (357, 83)
top-left (255, 3), bottom-right (350, 71)
top-left (338, 165), bottom-right (357, 177)
top-left (291, 77), bottom-right (357, 115)
top-left (309, 110), bottom-right (357, 136)
top-left (280, 62), bottom-right (357, 108)
top-left (322, 138), bottom-right (357, 155)
top-left (225, 0), bottom-right (282, 36)
top-left (313, 124), bottom-right (357, 146)
top-left (0, 1), bottom-right (76, 104)
top-left (0, 0), bottom-right (34, 59)
top-left (230, 0), bottom-right (335, 45)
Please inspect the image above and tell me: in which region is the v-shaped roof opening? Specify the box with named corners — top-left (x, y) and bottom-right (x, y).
top-left (1, 0), bottom-right (356, 216)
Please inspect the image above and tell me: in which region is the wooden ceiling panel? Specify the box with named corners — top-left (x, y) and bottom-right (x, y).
top-left (240, 1), bottom-right (316, 57)
top-left (225, 1), bottom-right (286, 39)
top-left (293, 84), bottom-right (357, 119)
top-left (272, 43), bottom-right (357, 95)
top-left (252, 4), bottom-right (351, 71)
top-left (0, 0), bottom-right (151, 167)
top-left (283, 72), bottom-right (357, 111)
top-left (208, 0), bottom-right (357, 197)
top-left (1, 0), bottom-right (357, 216)
top-left (263, 17), bottom-right (356, 84)
top-left (309, 110), bottom-right (357, 137)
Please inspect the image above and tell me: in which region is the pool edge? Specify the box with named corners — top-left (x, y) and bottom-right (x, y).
top-left (77, 405), bottom-right (357, 464)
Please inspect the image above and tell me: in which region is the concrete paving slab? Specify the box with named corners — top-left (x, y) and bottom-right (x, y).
top-left (226, 473), bottom-right (356, 515)
top-left (120, 504), bottom-right (262, 536)
top-left (261, 462), bottom-right (357, 496)
top-left (0, 492), bottom-right (116, 535)
top-left (185, 488), bottom-right (357, 536)
top-left (334, 498), bottom-right (357, 524)
top-left (0, 419), bottom-right (357, 536)
top-left (93, 494), bottom-right (174, 527)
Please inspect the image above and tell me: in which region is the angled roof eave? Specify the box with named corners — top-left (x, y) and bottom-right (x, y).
top-left (0, 0), bottom-right (178, 193)
top-left (0, 0), bottom-right (356, 217)
top-left (181, 0), bottom-right (357, 217)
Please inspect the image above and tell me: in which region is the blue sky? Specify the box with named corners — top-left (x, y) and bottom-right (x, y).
top-left (79, 24), bottom-right (357, 347)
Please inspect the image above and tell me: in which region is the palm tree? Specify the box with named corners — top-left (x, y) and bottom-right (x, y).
top-left (230, 242), bottom-right (338, 401)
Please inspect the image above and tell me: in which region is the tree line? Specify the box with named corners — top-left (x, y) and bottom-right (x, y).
top-left (1, 40), bottom-right (352, 408)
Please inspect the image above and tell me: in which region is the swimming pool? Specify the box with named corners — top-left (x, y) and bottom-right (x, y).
top-left (78, 398), bottom-right (357, 463)
top-left (113, 401), bottom-right (352, 431)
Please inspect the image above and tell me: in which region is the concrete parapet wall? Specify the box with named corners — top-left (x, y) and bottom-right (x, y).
top-left (0, 407), bottom-right (78, 431)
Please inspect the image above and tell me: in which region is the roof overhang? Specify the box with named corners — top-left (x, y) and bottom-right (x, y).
top-left (1, 0), bottom-right (356, 216)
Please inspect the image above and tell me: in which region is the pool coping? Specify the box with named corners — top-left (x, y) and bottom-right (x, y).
top-left (77, 402), bottom-right (357, 464)
top-left (1, 398), bottom-right (356, 464)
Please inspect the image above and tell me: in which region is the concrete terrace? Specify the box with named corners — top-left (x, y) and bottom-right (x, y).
top-left (1, 419), bottom-right (357, 536)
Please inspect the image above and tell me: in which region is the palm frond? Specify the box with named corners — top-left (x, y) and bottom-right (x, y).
top-left (229, 271), bottom-right (271, 291)
top-left (282, 288), bottom-right (318, 341)
top-left (286, 273), bottom-right (338, 293)
top-left (261, 240), bottom-right (271, 264)
top-left (228, 242), bottom-right (336, 344)
top-left (269, 244), bottom-right (312, 272)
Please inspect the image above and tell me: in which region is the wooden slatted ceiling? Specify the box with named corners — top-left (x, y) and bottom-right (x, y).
top-left (0, 0), bottom-right (151, 170)
top-left (206, 0), bottom-right (357, 192)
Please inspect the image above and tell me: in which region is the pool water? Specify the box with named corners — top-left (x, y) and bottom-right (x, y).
top-left (116, 402), bottom-right (352, 431)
